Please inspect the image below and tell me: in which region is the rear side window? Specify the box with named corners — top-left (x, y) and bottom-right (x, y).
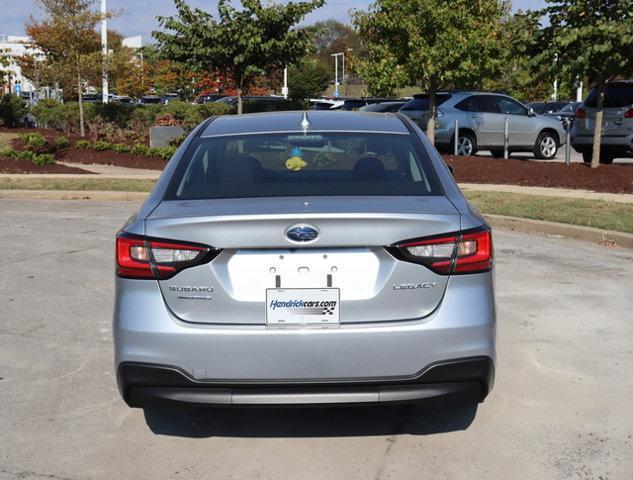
top-left (401, 94), bottom-right (452, 111)
top-left (165, 132), bottom-right (442, 200)
top-left (585, 84), bottom-right (633, 108)
top-left (456, 95), bottom-right (498, 113)
top-left (497, 97), bottom-right (528, 115)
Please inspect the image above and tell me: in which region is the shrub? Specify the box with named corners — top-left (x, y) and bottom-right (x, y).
top-left (32, 100), bottom-right (81, 133)
top-left (148, 146), bottom-right (177, 160)
top-left (131, 143), bottom-right (150, 156)
top-left (15, 150), bottom-right (36, 161)
top-left (198, 101), bottom-right (232, 119)
top-left (167, 134), bottom-right (187, 147)
top-left (75, 140), bottom-right (92, 149)
top-left (0, 94), bottom-right (29, 127)
top-left (112, 143), bottom-right (130, 154)
top-left (129, 104), bottom-right (163, 136)
top-left (19, 132), bottom-right (47, 149)
top-left (53, 137), bottom-right (70, 149)
top-left (0, 149), bottom-right (17, 158)
top-left (92, 140), bottom-right (112, 151)
top-left (32, 153), bottom-right (55, 166)
top-left (88, 102), bottom-right (134, 128)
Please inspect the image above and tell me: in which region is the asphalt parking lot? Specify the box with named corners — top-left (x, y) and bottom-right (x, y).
top-left (1, 198), bottom-right (632, 480)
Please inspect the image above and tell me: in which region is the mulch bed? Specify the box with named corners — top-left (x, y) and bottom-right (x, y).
top-left (61, 146), bottom-right (166, 170)
top-left (0, 157), bottom-right (92, 174)
top-left (444, 155), bottom-right (633, 194)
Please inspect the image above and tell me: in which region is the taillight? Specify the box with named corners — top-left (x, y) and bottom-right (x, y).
top-left (116, 233), bottom-right (219, 279)
top-left (575, 107), bottom-right (586, 119)
top-left (624, 108), bottom-right (633, 119)
top-left (388, 227), bottom-right (493, 275)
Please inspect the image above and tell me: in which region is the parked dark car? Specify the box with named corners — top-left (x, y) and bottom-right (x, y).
top-left (161, 93), bottom-right (179, 104)
top-left (340, 98), bottom-right (394, 111)
top-left (195, 94), bottom-right (228, 104)
top-left (359, 101), bottom-right (407, 113)
top-left (138, 95), bottom-right (163, 105)
top-left (545, 102), bottom-right (582, 130)
top-left (217, 95), bottom-right (288, 112)
top-left (525, 101), bottom-right (569, 116)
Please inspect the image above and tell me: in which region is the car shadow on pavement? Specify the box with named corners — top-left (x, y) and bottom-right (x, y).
top-left (143, 403), bottom-right (478, 438)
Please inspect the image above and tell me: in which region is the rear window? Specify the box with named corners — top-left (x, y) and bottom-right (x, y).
top-left (585, 84), bottom-right (633, 108)
top-left (400, 94), bottom-right (452, 111)
top-left (165, 132), bottom-right (441, 200)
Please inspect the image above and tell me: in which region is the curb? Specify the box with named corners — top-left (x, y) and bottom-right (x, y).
top-left (0, 189), bottom-right (149, 202)
top-left (484, 214), bottom-right (633, 250)
top-left (1, 189), bottom-right (631, 250)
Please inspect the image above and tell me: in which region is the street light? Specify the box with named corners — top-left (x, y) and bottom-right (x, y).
top-left (331, 53), bottom-right (343, 98)
top-left (101, 0), bottom-right (108, 103)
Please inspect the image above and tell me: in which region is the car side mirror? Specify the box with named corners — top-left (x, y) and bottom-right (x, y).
top-left (527, 107), bottom-right (535, 117)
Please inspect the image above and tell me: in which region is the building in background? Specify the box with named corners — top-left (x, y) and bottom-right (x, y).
top-left (1, 34), bottom-right (39, 95)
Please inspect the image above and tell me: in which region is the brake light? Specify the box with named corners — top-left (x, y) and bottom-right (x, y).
top-left (575, 108), bottom-right (586, 119)
top-left (389, 227), bottom-right (493, 275)
top-left (116, 233), bottom-right (218, 279)
top-left (624, 108), bottom-right (633, 119)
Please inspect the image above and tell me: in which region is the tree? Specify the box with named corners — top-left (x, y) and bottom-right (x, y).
top-left (311, 20), bottom-right (361, 78)
top-left (24, 0), bottom-right (106, 136)
top-left (353, 0), bottom-right (505, 143)
top-left (154, 0), bottom-right (325, 114)
top-left (483, 7), bottom-right (551, 102)
top-left (533, 0), bottom-right (633, 168)
top-left (288, 60), bottom-right (330, 100)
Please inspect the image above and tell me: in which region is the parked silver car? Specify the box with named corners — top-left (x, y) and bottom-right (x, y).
top-left (571, 81), bottom-right (633, 164)
top-left (400, 92), bottom-right (566, 159)
top-left (114, 111), bottom-right (496, 408)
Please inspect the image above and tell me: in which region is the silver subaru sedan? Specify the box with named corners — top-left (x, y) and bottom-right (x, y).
top-left (114, 111), bottom-right (496, 408)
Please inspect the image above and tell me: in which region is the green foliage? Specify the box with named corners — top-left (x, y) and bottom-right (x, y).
top-left (532, 0), bottom-right (633, 167)
top-left (0, 94), bottom-right (30, 128)
top-left (112, 143), bottom-right (130, 154)
top-left (154, 0), bottom-right (325, 113)
top-left (87, 103), bottom-right (135, 128)
top-left (92, 140), bottom-right (112, 151)
top-left (0, 148), bottom-right (56, 165)
top-left (75, 139), bottom-right (92, 149)
top-left (20, 132), bottom-right (48, 149)
top-left (313, 150), bottom-right (335, 169)
top-left (128, 104), bottom-right (164, 135)
top-left (148, 146), bottom-right (177, 160)
top-left (32, 100), bottom-right (82, 133)
top-left (288, 60), bottom-right (330, 100)
top-left (167, 134), bottom-right (187, 147)
top-left (131, 144), bottom-right (151, 156)
top-left (53, 136), bottom-right (70, 149)
top-left (353, 0), bottom-right (505, 109)
top-left (32, 153), bottom-right (56, 166)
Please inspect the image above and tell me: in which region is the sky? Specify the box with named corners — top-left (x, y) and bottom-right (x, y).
top-left (1, 0), bottom-right (546, 42)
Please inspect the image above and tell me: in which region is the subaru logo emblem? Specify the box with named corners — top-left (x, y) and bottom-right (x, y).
top-left (286, 224), bottom-right (319, 243)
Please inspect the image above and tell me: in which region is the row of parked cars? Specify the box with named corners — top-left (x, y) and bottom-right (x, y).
top-left (310, 82), bottom-right (633, 163)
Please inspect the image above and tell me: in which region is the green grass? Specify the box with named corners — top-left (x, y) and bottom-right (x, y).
top-left (465, 191), bottom-right (633, 234)
top-left (0, 177), bottom-right (156, 192)
top-left (0, 177), bottom-right (631, 234)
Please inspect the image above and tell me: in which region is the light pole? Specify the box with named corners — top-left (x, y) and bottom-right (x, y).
top-left (331, 53), bottom-right (343, 98)
top-left (282, 66), bottom-right (288, 100)
top-left (101, 0), bottom-right (108, 103)
top-left (552, 53), bottom-right (558, 102)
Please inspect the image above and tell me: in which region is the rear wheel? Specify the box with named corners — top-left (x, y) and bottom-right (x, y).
top-left (582, 149), bottom-right (615, 164)
top-left (452, 132), bottom-right (477, 156)
top-left (534, 131), bottom-right (558, 159)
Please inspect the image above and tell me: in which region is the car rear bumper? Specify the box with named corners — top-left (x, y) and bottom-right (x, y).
top-left (118, 357), bottom-right (494, 407)
top-left (572, 133), bottom-right (633, 153)
top-left (114, 272), bottom-right (496, 406)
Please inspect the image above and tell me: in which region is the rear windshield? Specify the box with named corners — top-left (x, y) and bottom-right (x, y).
top-left (164, 132), bottom-right (441, 200)
top-left (585, 84), bottom-right (633, 108)
top-left (400, 94), bottom-right (452, 111)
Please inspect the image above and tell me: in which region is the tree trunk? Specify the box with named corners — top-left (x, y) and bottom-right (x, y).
top-left (590, 83), bottom-right (605, 169)
top-left (77, 72), bottom-right (85, 137)
top-left (425, 89), bottom-right (436, 146)
top-left (237, 88), bottom-right (243, 115)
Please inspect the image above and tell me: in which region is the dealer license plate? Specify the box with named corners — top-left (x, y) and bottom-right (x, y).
top-left (266, 288), bottom-right (340, 326)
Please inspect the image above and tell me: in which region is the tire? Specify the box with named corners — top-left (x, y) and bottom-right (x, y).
top-left (533, 131), bottom-right (558, 159)
top-left (452, 132), bottom-right (477, 156)
top-left (490, 149), bottom-right (504, 158)
top-left (582, 149), bottom-right (615, 164)
top-left (582, 149), bottom-right (592, 164)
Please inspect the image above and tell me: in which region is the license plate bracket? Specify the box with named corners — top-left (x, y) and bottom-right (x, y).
top-left (266, 288), bottom-right (340, 326)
